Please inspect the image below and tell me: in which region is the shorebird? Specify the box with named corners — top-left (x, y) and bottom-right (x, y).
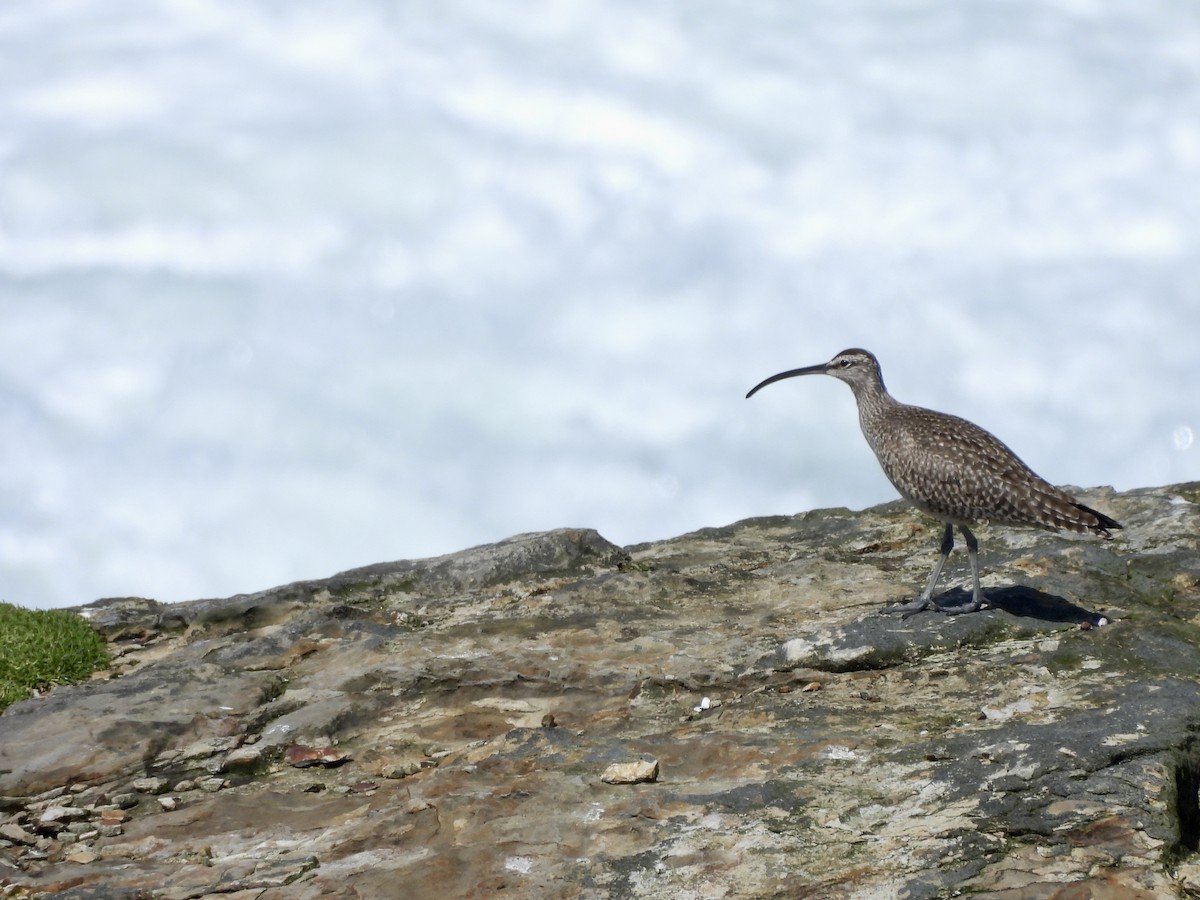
top-left (746, 348), bottom-right (1121, 616)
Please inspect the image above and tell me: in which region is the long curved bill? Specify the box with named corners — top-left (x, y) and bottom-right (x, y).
top-left (745, 363), bottom-right (828, 399)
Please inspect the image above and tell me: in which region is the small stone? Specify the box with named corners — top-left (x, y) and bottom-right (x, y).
top-left (801, 681), bottom-right (822, 692)
top-left (283, 745), bottom-right (351, 768)
top-left (541, 713), bottom-right (558, 728)
top-left (1177, 860), bottom-right (1200, 894)
top-left (198, 777), bottom-right (228, 793)
top-left (111, 793), bottom-right (140, 809)
top-left (173, 780), bottom-right (197, 793)
top-left (65, 847), bottom-right (98, 864)
top-left (129, 777), bottom-right (170, 795)
top-left (158, 797), bottom-right (178, 811)
top-left (601, 758), bottom-right (659, 785)
top-left (180, 736), bottom-right (240, 760)
top-left (0, 823), bottom-right (37, 845)
top-left (97, 823), bottom-right (125, 837)
top-left (98, 809), bottom-right (129, 826)
top-left (38, 806), bottom-right (88, 827)
top-left (221, 746), bottom-right (263, 771)
top-left (381, 760), bottom-right (422, 780)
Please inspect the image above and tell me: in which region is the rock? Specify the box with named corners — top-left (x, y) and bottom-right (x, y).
top-left (0, 822), bottom-right (37, 845)
top-left (0, 485), bottom-right (1196, 897)
top-left (244, 854), bottom-right (319, 887)
top-left (221, 745), bottom-right (264, 771)
top-left (31, 786), bottom-right (66, 803)
top-left (601, 758), bottom-right (660, 785)
top-left (325, 527), bottom-right (630, 599)
top-left (128, 777), bottom-right (170, 795)
top-left (282, 745), bottom-right (351, 768)
top-left (380, 760), bottom-right (423, 780)
top-left (179, 736), bottom-right (242, 760)
top-left (37, 806), bottom-right (87, 828)
top-left (75, 596), bottom-right (166, 637)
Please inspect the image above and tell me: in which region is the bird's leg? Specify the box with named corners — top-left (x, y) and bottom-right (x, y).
top-left (921, 522), bottom-right (955, 601)
top-left (935, 525), bottom-right (988, 615)
top-left (883, 523), bottom-right (954, 616)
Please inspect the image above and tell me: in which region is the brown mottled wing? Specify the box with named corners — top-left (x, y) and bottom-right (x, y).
top-left (870, 405), bottom-right (1117, 535)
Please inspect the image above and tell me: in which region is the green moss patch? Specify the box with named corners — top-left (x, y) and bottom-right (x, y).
top-left (0, 602), bottom-right (109, 711)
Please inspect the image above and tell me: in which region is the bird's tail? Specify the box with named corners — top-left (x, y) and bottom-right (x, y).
top-left (1073, 503), bottom-right (1122, 538)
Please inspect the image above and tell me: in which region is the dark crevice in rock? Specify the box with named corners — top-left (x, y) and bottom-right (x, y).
top-left (1173, 735), bottom-right (1200, 858)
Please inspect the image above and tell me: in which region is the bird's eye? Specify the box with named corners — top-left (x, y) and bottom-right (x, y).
top-left (839, 359), bottom-right (853, 368)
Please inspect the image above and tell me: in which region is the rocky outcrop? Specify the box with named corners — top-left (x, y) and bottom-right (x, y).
top-left (1, 484), bottom-right (1199, 898)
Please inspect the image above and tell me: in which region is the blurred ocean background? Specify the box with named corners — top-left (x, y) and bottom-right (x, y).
top-left (2, 1), bottom-right (1197, 608)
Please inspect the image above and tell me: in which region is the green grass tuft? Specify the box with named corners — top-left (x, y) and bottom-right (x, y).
top-left (0, 602), bottom-right (109, 712)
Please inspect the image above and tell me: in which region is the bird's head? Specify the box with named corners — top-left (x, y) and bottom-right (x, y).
top-left (746, 348), bottom-right (883, 399)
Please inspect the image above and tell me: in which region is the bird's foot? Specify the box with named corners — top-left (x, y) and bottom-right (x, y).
top-left (882, 592), bottom-right (989, 619)
top-left (880, 597), bottom-right (938, 619)
top-left (935, 596), bottom-right (988, 616)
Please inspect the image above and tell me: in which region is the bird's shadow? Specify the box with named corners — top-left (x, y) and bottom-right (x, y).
top-left (933, 585), bottom-right (1108, 625)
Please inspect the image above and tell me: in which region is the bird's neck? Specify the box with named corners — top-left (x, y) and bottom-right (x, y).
top-left (849, 379), bottom-right (899, 433)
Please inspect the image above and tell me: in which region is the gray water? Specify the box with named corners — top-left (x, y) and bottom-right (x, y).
top-left (2, 1), bottom-right (1197, 607)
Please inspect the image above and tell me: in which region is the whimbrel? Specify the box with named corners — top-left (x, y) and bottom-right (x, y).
top-left (746, 348), bottom-right (1121, 615)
